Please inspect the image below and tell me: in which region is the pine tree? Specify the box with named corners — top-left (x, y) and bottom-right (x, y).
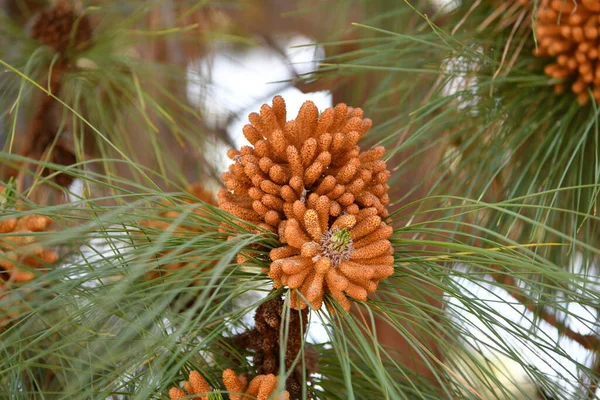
top-left (1, 0), bottom-right (599, 399)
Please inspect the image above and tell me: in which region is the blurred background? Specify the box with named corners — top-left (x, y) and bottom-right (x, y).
top-left (1, 0), bottom-right (600, 399)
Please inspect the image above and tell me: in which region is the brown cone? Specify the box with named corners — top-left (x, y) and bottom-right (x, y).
top-left (29, 2), bottom-right (92, 54)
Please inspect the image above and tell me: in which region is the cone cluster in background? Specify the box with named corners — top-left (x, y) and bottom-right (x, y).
top-left (138, 183), bottom-right (216, 280)
top-left (0, 213), bottom-right (57, 283)
top-left (535, 0), bottom-right (600, 104)
top-left (169, 369), bottom-right (289, 400)
top-left (218, 96), bottom-right (394, 310)
top-left (0, 186), bottom-right (58, 329)
top-left (140, 183), bottom-right (216, 233)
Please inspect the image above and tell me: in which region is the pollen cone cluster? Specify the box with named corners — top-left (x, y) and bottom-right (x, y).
top-left (218, 96), bottom-right (394, 311)
top-left (218, 96), bottom-right (390, 233)
top-left (535, 0), bottom-right (600, 104)
top-left (0, 185), bottom-right (58, 329)
top-left (169, 369), bottom-right (289, 400)
top-left (29, 1), bottom-right (92, 54)
top-left (270, 206), bottom-right (394, 311)
top-left (139, 183), bottom-right (216, 280)
top-left (0, 213), bottom-right (57, 283)
top-left (0, 285), bottom-right (18, 328)
top-left (141, 183), bottom-right (216, 231)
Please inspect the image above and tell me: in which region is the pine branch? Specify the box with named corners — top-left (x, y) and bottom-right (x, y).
top-left (586, 355), bottom-right (600, 400)
top-left (490, 266), bottom-right (600, 353)
top-left (589, 359), bottom-right (600, 400)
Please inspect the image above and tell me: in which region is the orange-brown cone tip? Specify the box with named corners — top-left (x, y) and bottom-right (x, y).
top-left (168, 369), bottom-right (289, 400)
top-left (534, 0), bottom-right (600, 104)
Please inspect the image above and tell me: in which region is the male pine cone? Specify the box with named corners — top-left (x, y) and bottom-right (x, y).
top-left (0, 213), bottom-right (57, 283)
top-left (169, 369), bottom-right (289, 400)
top-left (218, 96), bottom-right (394, 311)
top-left (0, 185), bottom-right (58, 329)
top-left (138, 183), bottom-right (216, 281)
top-left (535, 0), bottom-right (600, 104)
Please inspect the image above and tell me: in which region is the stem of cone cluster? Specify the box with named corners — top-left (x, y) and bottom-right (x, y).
top-left (331, 229), bottom-right (351, 252)
top-left (319, 228), bottom-right (353, 267)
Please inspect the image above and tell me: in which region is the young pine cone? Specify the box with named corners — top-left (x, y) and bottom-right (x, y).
top-left (218, 96), bottom-right (391, 233)
top-left (29, 2), bottom-right (92, 54)
top-left (0, 214), bottom-right (57, 283)
top-left (535, 0), bottom-right (600, 104)
top-left (270, 205), bottom-right (394, 311)
top-left (169, 369), bottom-right (289, 400)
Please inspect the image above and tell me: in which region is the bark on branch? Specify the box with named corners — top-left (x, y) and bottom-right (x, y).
top-left (490, 267), bottom-right (600, 353)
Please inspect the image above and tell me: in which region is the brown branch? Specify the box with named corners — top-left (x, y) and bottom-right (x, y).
top-left (8, 2), bottom-right (94, 188)
top-left (19, 63), bottom-right (65, 160)
top-left (586, 304), bottom-right (600, 399)
top-left (490, 267), bottom-right (600, 353)
top-left (13, 63), bottom-right (79, 193)
top-left (587, 355), bottom-right (600, 399)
